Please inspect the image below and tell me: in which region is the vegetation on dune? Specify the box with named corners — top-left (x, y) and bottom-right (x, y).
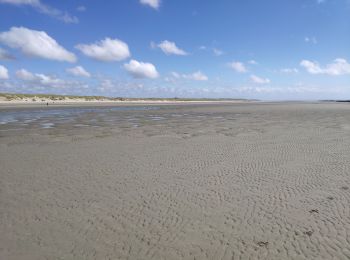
top-left (0, 92), bottom-right (250, 102)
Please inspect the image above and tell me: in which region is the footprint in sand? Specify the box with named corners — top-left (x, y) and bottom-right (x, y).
top-left (257, 241), bottom-right (269, 247)
top-left (304, 230), bottom-right (314, 237)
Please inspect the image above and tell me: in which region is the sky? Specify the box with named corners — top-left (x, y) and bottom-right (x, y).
top-left (0, 0), bottom-right (349, 100)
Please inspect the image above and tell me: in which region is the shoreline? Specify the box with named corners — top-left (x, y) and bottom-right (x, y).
top-left (0, 100), bottom-right (329, 110)
top-left (0, 99), bottom-right (256, 109)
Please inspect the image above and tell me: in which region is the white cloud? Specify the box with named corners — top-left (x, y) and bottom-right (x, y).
top-left (76, 38), bottom-right (130, 62)
top-left (0, 47), bottom-right (14, 60)
top-left (167, 71), bottom-right (208, 81)
top-left (98, 79), bottom-right (114, 92)
top-left (183, 71), bottom-right (208, 81)
top-left (171, 71), bottom-right (181, 78)
top-left (281, 68), bottom-right (298, 73)
top-left (326, 59), bottom-right (350, 75)
top-left (7, 69), bottom-right (89, 94)
top-left (0, 65), bottom-right (9, 79)
top-left (250, 75), bottom-right (270, 84)
top-left (228, 61), bottom-right (247, 73)
top-left (213, 48), bottom-right (223, 56)
top-left (304, 37), bottom-right (317, 44)
top-left (0, 0), bottom-right (39, 3)
top-left (140, 0), bottom-right (160, 9)
top-left (124, 59), bottom-right (159, 79)
top-left (16, 69), bottom-right (36, 80)
top-left (150, 41), bottom-right (157, 49)
top-left (300, 58), bottom-right (350, 76)
top-left (35, 74), bottom-right (64, 85)
top-left (198, 46), bottom-right (224, 56)
top-left (77, 5), bottom-right (86, 12)
top-left (300, 60), bottom-right (323, 74)
top-left (17, 69), bottom-right (63, 85)
top-left (248, 60), bottom-right (258, 65)
top-left (0, 0), bottom-right (78, 23)
top-left (66, 66), bottom-right (90, 77)
top-left (157, 40), bottom-right (188, 56)
top-left (0, 27), bottom-right (76, 62)
top-left (164, 77), bottom-right (173, 83)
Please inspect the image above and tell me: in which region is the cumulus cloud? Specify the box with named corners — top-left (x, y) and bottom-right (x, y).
top-left (9, 69), bottom-right (89, 94)
top-left (0, 0), bottom-right (78, 23)
top-left (281, 68), bottom-right (298, 73)
top-left (304, 37), bottom-right (317, 44)
top-left (97, 79), bottom-right (114, 92)
top-left (183, 71), bottom-right (208, 81)
top-left (213, 48), bottom-right (223, 56)
top-left (167, 71), bottom-right (208, 81)
top-left (16, 69), bottom-right (36, 80)
top-left (76, 38), bottom-right (130, 62)
top-left (248, 60), bottom-right (258, 65)
top-left (124, 59), bottom-right (159, 79)
top-left (228, 61), bottom-right (247, 73)
top-left (76, 5), bottom-right (86, 12)
top-left (300, 58), bottom-right (350, 76)
top-left (14, 68), bottom-right (88, 91)
top-left (66, 66), bottom-right (90, 77)
top-left (170, 72), bottom-right (181, 79)
top-left (150, 41), bottom-right (157, 49)
top-left (0, 0), bottom-right (38, 3)
top-left (198, 46), bottom-right (224, 57)
top-left (0, 65), bottom-right (9, 79)
top-left (250, 75), bottom-right (270, 84)
top-left (16, 69), bottom-right (65, 85)
top-left (34, 74), bottom-right (65, 85)
top-left (0, 47), bottom-right (14, 60)
top-left (0, 27), bottom-right (76, 62)
top-left (300, 60), bottom-right (323, 74)
top-left (140, 0), bottom-right (160, 9)
top-left (156, 40), bottom-right (188, 56)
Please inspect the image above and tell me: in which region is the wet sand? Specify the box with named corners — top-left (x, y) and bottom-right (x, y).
top-left (1, 102), bottom-right (350, 259)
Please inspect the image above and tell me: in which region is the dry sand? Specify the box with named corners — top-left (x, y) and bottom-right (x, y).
top-left (0, 97), bottom-right (247, 107)
top-left (1, 102), bottom-right (350, 259)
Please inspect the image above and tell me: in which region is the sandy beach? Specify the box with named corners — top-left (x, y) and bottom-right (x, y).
top-left (1, 102), bottom-right (350, 260)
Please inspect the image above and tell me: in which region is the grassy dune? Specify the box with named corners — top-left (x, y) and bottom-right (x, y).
top-left (0, 92), bottom-right (250, 102)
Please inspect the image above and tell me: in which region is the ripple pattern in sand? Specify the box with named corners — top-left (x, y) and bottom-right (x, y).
top-left (1, 103), bottom-right (350, 259)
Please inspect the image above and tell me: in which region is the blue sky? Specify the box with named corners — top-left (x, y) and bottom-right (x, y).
top-left (0, 0), bottom-right (349, 100)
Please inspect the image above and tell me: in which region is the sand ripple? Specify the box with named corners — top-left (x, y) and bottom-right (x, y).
top-left (1, 102), bottom-right (350, 259)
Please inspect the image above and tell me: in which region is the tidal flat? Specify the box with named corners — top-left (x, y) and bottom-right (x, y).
top-left (1, 102), bottom-right (350, 259)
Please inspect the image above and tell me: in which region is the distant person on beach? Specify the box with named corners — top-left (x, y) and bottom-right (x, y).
top-left (46, 102), bottom-right (48, 106)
